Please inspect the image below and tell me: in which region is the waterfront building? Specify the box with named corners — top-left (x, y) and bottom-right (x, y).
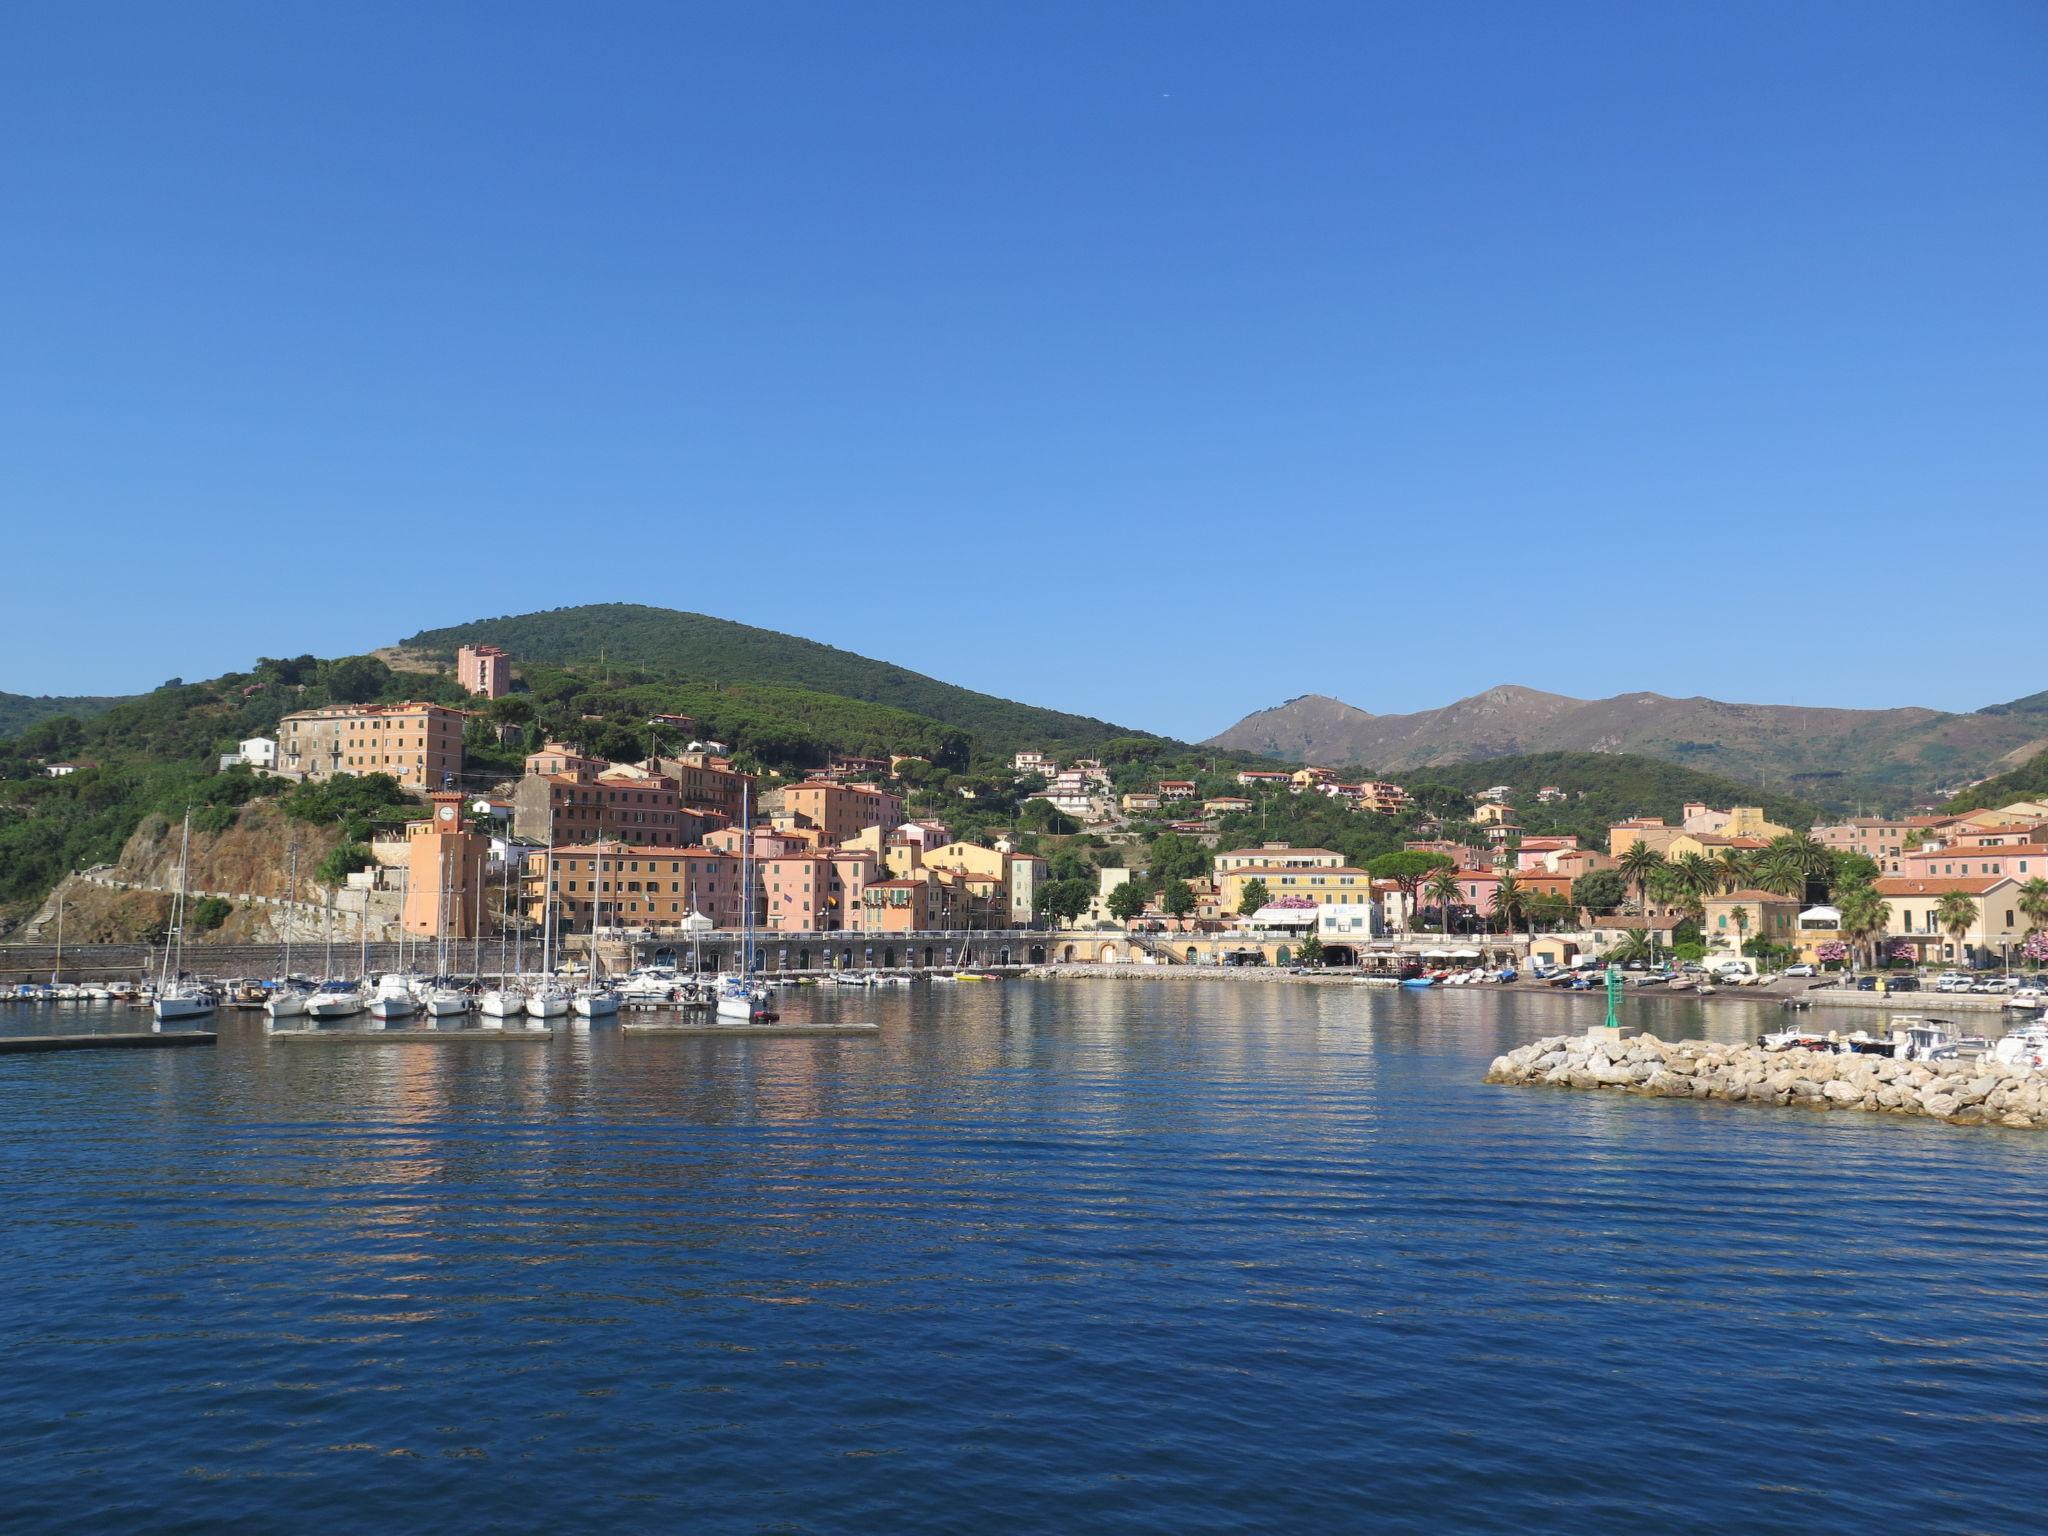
top-left (279, 701), bottom-right (467, 789)
top-left (1874, 875), bottom-right (2027, 967)
top-left (761, 850), bottom-right (880, 933)
top-left (456, 643), bottom-right (513, 699)
top-left (1218, 862), bottom-right (1372, 912)
top-left (1899, 844), bottom-right (2048, 883)
top-left (523, 843), bottom-right (751, 932)
top-left (402, 791), bottom-right (490, 938)
top-left (512, 761), bottom-right (707, 848)
top-left (1700, 889), bottom-right (1802, 956)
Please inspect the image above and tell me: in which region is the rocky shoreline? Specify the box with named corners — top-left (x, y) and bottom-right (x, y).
top-left (1486, 1031), bottom-right (2048, 1129)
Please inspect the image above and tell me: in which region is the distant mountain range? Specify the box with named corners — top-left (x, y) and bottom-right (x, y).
top-left (1204, 685), bottom-right (2048, 809)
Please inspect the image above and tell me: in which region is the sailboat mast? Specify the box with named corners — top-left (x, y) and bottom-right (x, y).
top-left (283, 845), bottom-right (297, 980)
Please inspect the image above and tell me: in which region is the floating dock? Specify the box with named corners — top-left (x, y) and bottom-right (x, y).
top-left (266, 1027), bottom-right (558, 1042)
top-left (0, 1032), bottom-right (216, 1054)
top-left (622, 1021), bottom-right (881, 1038)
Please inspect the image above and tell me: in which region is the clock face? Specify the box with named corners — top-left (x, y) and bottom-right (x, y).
top-left (439, 805), bottom-right (456, 822)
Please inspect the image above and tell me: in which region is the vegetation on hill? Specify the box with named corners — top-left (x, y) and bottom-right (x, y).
top-left (1396, 753), bottom-right (1818, 846)
top-left (1942, 749), bottom-right (2048, 814)
top-left (0, 690), bottom-right (135, 737)
top-left (401, 604), bottom-right (1170, 757)
top-left (0, 655), bottom-right (469, 920)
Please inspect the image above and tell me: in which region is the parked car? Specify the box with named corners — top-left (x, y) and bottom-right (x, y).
top-left (1783, 964), bottom-right (1815, 978)
top-left (1854, 975), bottom-right (1879, 992)
top-left (1888, 976), bottom-right (1921, 993)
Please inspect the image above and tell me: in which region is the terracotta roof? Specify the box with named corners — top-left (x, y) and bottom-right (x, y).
top-left (1873, 875), bottom-right (2013, 896)
top-left (1708, 888), bottom-right (1801, 903)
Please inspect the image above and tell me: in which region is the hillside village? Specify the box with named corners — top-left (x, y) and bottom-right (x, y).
top-left (12, 633), bottom-right (2048, 980)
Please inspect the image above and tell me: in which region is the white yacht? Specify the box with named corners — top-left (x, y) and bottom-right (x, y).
top-left (479, 986), bottom-right (528, 1022)
top-left (414, 978), bottom-right (471, 1017)
top-left (526, 982), bottom-right (571, 1019)
top-left (366, 974), bottom-right (417, 1020)
top-left (305, 981), bottom-right (364, 1020)
top-left (572, 984), bottom-right (621, 1018)
top-left (263, 981), bottom-right (313, 1019)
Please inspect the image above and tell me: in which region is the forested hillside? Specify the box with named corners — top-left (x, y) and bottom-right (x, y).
top-left (0, 690), bottom-right (133, 737)
top-left (1942, 749), bottom-right (2048, 814)
top-left (402, 605), bottom-right (1165, 756)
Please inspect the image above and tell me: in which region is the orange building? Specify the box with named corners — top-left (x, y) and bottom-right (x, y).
top-left (280, 701), bottom-right (467, 788)
top-left (456, 644), bottom-right (513, 699)
top-left (403, 792), bottom-right (489, 938)
top-left (513, 762), bottom-right (713, 848)
top-left (774, 781), bottom-right (904, 847)
top-left (761, 850), bottom-right (881, 933)
top-left (524, 843), bottom-right (753, 933)
top-left (863, 877), bottom-right (932, 932)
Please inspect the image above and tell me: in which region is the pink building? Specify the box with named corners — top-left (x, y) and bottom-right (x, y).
top-left (457, 644), bottom-right (513, 699)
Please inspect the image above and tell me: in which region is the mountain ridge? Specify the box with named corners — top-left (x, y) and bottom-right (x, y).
top-left (1206, 684), bottom-right (2048, 808)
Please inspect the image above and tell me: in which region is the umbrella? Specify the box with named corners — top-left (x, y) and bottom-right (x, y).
top-left (1421, 948), bottom-right (1450, 958)
top-left (1453, 947), bottom-right (1480, 959)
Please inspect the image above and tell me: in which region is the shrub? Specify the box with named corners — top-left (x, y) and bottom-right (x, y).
top-left (189, 896), bottom-right (232, 931)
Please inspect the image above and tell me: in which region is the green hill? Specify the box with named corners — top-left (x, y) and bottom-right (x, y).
top-left (1942, 749), bottom-right (2048, 814)
top-left (1397, 752), bottom-right (1820, 845)
top-left (0, 690), bottom-right (133, 737)
top-left (401, 604), bottom-right (1165, 757)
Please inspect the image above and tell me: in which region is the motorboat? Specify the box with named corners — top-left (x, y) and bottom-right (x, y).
top-left (1992, 1023), bottom-right (2048, 1067)
top-left (413, 977), bottom-right (472, 1018)
top-left (263, 979), bottom-right (315, 1019)
top-left (1759, 1025), bottom-right (1836, 1053)
top-left (620, 970), bottom-right (682, 1004)
top-left (2003, 988), bottom-right (2044, 1012)
top-left (305, 981), bottom-right (364, 1020)
top-left (366, 974), bottom-right (417, 1021)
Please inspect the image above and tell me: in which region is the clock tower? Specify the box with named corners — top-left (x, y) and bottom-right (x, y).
top-left (403, 792), bottom-right (489, 939)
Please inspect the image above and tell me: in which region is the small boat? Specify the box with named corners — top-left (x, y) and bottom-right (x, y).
top-left (526, 983), bottom-right (571, 1020)
top-left (305, 981), bottom-right (364, 1020)
top-left (152, 812), bottom-right (217, 1025)
top-left (2002, 988), bottom-right (2044, 1012)
top-left (1992, 1023), bottom-right (2048, 1068)
top-left (572, 985), bottom-right (621, 1018)
top-left (1400, 976), bottom-right (1435, 989)
top-left (264, 979), bottom-right (315, 1019)
top-left (1759, 1025), bottom-right (1836, 1052)
top-left (479, 986), bottom-right (528, 1021)
top-left (415, 980), bottom-right (471, 1018)
top-left (366, 974), bottom-right (417, 1021)
top-left (154, 981), bottom-right (217, 1024)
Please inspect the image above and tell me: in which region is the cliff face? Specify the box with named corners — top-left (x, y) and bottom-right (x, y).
top-left (22, 804), bottom-right (344, 945)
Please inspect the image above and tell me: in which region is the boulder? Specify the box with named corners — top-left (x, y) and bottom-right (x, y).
top-left (1822, 1080), bottom-right (1862, 1104)
top-left (1921, 1093), bottom-right (1960, 1120)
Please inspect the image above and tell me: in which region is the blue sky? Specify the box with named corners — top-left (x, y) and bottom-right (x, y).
top-left (4, 2), bottom-right (2044, 739)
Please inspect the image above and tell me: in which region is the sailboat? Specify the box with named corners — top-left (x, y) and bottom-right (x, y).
top-left (304, 897), bottom-right (363, 1018)
top-left (526, 823), bottom-right (570, 1019)
top-left (265, 845), bottom-right (311, 1018)
top-left (415, 868), bottom-right (471, 1017)
top-left (572, 836), bottom-right (621, 1018)
top-left (716, 784), bottom-right (777, 1022)
top-left (153, 811), bottom-right (217, 1024)
top-left (480, 854), bottom-right (525, 1021)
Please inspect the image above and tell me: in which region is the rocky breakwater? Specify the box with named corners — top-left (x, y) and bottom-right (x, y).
top-left (1486, 1031), bottom-right (2048, 1130)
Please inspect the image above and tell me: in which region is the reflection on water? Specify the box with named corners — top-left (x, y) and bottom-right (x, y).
top-left (2, 981), bottom-right (2045, 1534)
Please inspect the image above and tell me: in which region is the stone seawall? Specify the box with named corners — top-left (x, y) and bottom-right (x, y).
top-left (1487, 1032), bottom-right (2048, 1129)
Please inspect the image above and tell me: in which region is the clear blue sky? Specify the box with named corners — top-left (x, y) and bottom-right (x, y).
top-left (5, 2), bottom-right (2044, 739)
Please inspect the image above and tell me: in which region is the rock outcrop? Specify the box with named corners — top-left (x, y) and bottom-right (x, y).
top-left (1486, 1032), bottom-right (2048, 1130)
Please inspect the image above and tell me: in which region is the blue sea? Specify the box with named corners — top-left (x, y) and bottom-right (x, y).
top-left (3, 980), bottom-right (2046, 1533)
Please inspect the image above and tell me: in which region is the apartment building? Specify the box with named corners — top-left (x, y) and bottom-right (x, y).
top-left (524, 844), bottom-right (752, 932)
top-left (279, 702), bottom-right (467, 788)
top-left (456, 644), bottom-right (512, 699)
top-left (774, 781), bottom-right (904, 846)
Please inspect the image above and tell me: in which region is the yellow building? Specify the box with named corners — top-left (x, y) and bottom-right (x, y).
top-left (1219, 863), bottom-right (1373, 912)
top-left (1700, 889), bottom-right (1801, 956)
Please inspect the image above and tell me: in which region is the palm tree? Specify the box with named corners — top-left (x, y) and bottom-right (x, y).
top-left (1754, 848), bottom-right (1807, 900)
top-left (1730, 903), bottom-right (1750, 959)
top-left (1935, 891), bottom-right (1979, 970)
top-left (1836, 886), bottom-right (1891, 972)
top-left (1618, 841), bottom-right (1665, 918)
top-left (1714, 847), bottom-right (1752, 894)
top-left (1425, 869), bottom-right (1462, 938)
top-left (2018, 876), bottom-right (2048, 938)
top-left (1673, 852), bottom-right (1717, 900)
top-left (1493, 871), bottom-right (1525, 942)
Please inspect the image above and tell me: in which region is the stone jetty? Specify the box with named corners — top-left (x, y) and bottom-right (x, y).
top-left (1487, 1031), bottom-right (2048, 1129)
